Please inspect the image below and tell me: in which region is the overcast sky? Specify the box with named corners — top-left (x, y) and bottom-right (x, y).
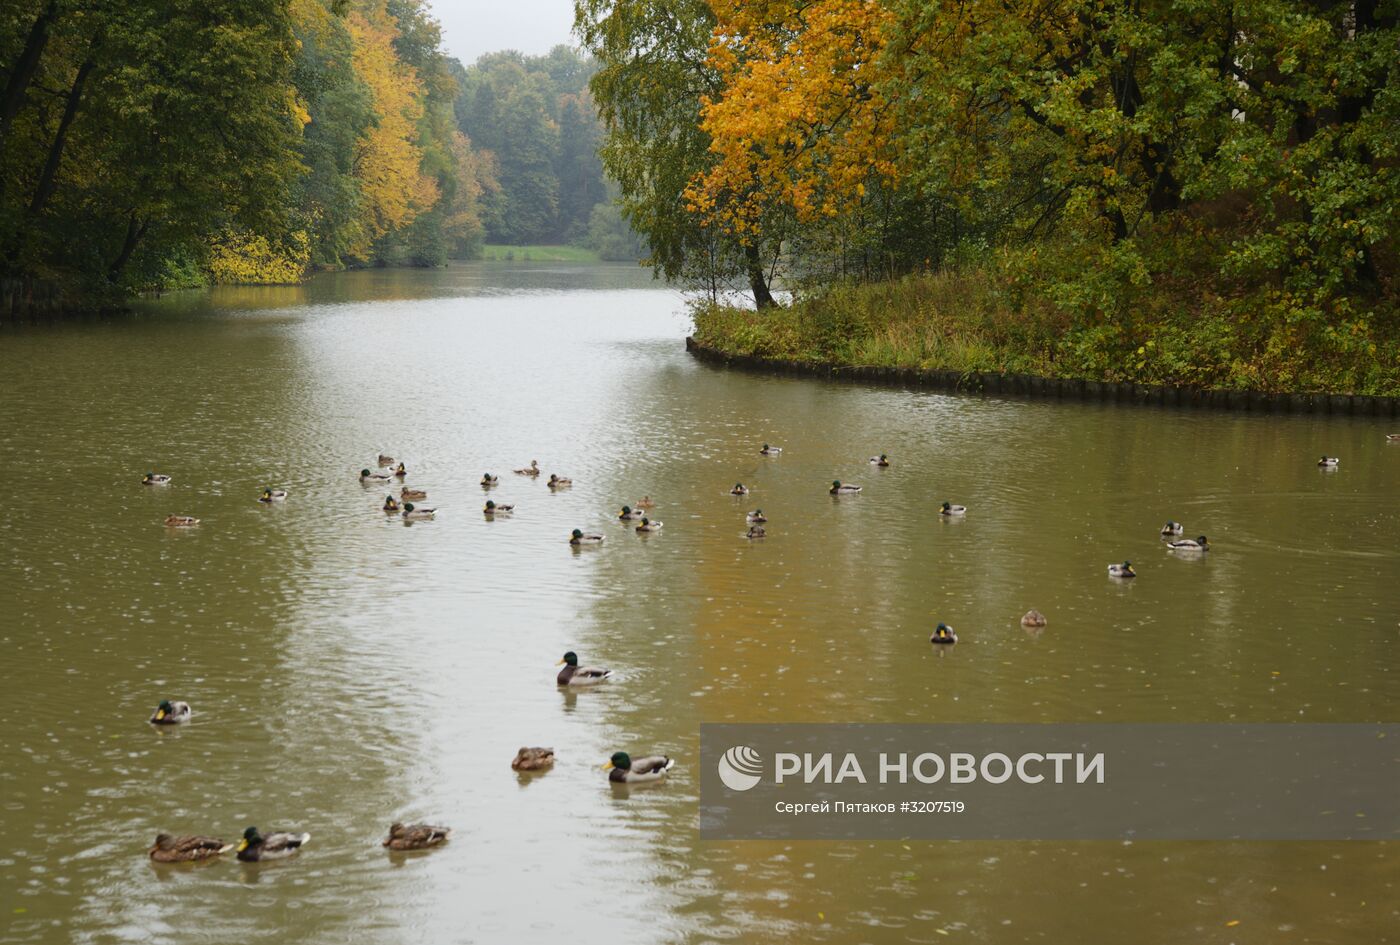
top-left (428, 0), bottom-right (580, 66)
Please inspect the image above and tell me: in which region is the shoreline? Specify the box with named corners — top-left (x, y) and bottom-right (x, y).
top-left (685, 337), bottom-right (1400, 417)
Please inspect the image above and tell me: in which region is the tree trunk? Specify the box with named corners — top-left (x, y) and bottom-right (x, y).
top-left (28, 50), bottom-right (96, 217)
top-left (108, 214), bottom-right (149, 281)
top-left (745, 243), bottom-right (775, 309)
top-left (0, 0), bottom-right (61, 143)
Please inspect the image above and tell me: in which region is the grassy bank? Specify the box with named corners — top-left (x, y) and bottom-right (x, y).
top-left (481, 244), bottom-right (601, 263)
top-left (693, 243), bottom-right (1400, 396)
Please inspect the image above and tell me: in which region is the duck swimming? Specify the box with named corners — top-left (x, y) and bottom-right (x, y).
top-left (557, 651), bottom-right (611, 685)
top-left (1020, 610), bottom-right (1048, 628)
top-left (148, 833), bottom-right (232, 863)
top-left (569, 528), bottom-right (603, 545)
top-left (1160, 520), bottom-right (1184, 536)
top-left (1108, 561), bottom-right (1137, 578)
top-left (142, 472), bottom-right (171, 485)
top-left (382, 823), bottom-right (451, 851)
top-left (383, 495), bottom-right (400, 512)
top-left (258, 489), bottom-right (288, 503)
top-left (548, 474), bottom-right (573, 489)
top-left (393, 463), bottom-right (407, 478)
top-left (481, 473), bottom-right (499, 486)
top-left (929, 622), bottom-right (958, 644)
top-left (939, 501), bottom-right (966, 515)
top-left (636, 496), bottom-right (656, 509)
top-left (604, 751), bottom-right (674, 784)
top-left (377, 454), bottom-right (396, 468)
top-left (830, 480), bottom-right (861, 495)
top-left (401, 502), bottom-right (436, 520)
top-left (236, 826), bottom-right (310, 862)
top-left (163, 515), bottom-right (199, 527)
top-left (745, 525), bottom-right (766, 539)
top-left (149, 699), bottom-right (191, 725)
top-left (483, 500), bottom-right (513, 516)
top-left (400, 486), bottom-right (427, 501)
top-left (1317, 456), bottom-right (1340, 467)
top-left (760, 444), bottom-right (782, 456)
top-left (870, 454), bottom-right (890, 467)
top-left (618, 505), bottom-right (643, 520)
top-left (360, 468), bottom-right (392, 482)
top-left (1166, 535), bottom-right (1209, 552)
top-left (512, 747), bottom-right (556, 771)
top-left (514, 460), bottom-right (541, 477)
top-left (635, 517), bottom-right (663, 532)
top-left (746, 510), bottom-right (767, 524)
top-left (730, 483), bottom-right (750, 495)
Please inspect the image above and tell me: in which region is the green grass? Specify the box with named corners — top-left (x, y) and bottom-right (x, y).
top-left (481, 244), bottom-right (601, 263)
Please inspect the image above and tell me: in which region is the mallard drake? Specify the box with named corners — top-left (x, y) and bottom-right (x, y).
top-left (730, 483), bottom-right (750, 495)
top-left (393, 463), bottom-right (407, 478)
top-left (1020, 610), bottom-right (1048, 628)
top-left (939, 501), bottom-right (966, 515)
top-left (514, 460), bottom-right (541, 477)
top-left (163, 515), bottom-right (199, 527)
top-left (746, 509), bottom-right (767, 524)
top-left (142, 472), bottom-right (171, 485)
top-left (148, 833), bottom-right (232, 863)
top-left (569, 528), bottom-right (603, 545)
top-left (377, 454), bottom-right (396, 468)
top-left (258, 488), bottom-right (288, 503)
top-left (548, 474), bottom-right (573, 489)
top-left (512, 747), bottom-right (556, 771)
top-left (870, 454), bottom-right (890, 467)
top-left (636, 496), bottom-right (656, 509)
top-left (360, 468), bottom-right (392, 482)
top-left (383, 495), bottom-right (400, 512)
top-left (1160, 520), bottom-right (1184, 536)
top-left (604, 751), bottom-right (674, 784)
top-left (481, 473), bottom-right (499, 486)
top-left (236, 826), bottom-right (310, 862)
top-left (830, 480), bottom-right (861, 495)
top-left (618, 505), bottom-right (643, 520)
top-left (483, 500), bottom-right (513, 516)
top-left (1166, 535), bottom-right (1209, 552)
top-left (760, 444), bottom-right (782, 456)
top-left (400, 486), bottom-right (427, 501)
top-left (745, 525), bottom-right (766, 539)
top-left (401, 502), bottom-right (436, 520)
top-left (635, 517), bottom-right (663, 532)
top-left (1317, 456), bottom-right (1340, 467)
top-left (149, 699), bottom-right (191, 725)
top-left (382, 822), bottom-right (451, 851)
top-left (557, 651), bottom-right (611, 685)
top-left (1108, 561), bottom-right (1137, 578)
top-left (1387, 434), bottom-right (1400, 442)
top-left (930, 622), bottom-right (958, 644)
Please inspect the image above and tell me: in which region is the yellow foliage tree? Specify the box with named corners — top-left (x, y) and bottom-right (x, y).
top-left (209, 230), bottom-right (312, 285)
top-left (347, 0), bottom-right (439, 258)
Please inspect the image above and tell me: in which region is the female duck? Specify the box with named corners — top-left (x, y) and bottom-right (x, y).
top-left (400, 486), bottom-right (427, 501)
top-left (164, 515), bottom-right (199, 527)
top-left (830, 480), bottom-right (861, 495)
top-left (604, 751), bottom-right (674, 784)
top-left (745, 525), bottom-right (766, 539)
top-left (382, 495), bottom-right (400, 513)
top-left (1166, 535), bottom-right (1209, 552)
top-left (1020, 610), bottom-right (1048, 629)
top-left (149, 833), bottom-right (232, 863)
top-left (383, 822), bottom-right (451, 851)
top-left (635, 517), bottom-right (663, 533)
top-left (483, 500), bottom-right (513, 516)
top-left (149, 700), bottom-right (191, 725)
top-left (481, 473), bottom-right (499, 487)
top-left (730, 483), bottom-right (750, 496)
top-left (258, 488), bottom-right (288, 503)
top-left (870, 454), bottom-right (890, 467)
top-left (557, 651), bottom-right (611, 685)
top-left (548, 474), bottom-right (573, 489)
top-left (618, 505), bottom-right (643, 521)
top-left (377, 454), bottom-right (396, 468)
top-left (569, 528), bottom-right (603, 545)
top-left (512, 747), bottom-right (555, 771)
top-left (142, 472), bottom-right (171, 485)
top-left (939, 501), bottom-right (966, 516)
top-left (401, 502), bottom-right (436, 521)
top-left (514, 460), bottom-right (541, 477)
top-left (1108, 561), bottom-right (1137, 578)
top-left (760, 444), bottom-right (782, 456)
top-left (236, 826), bottom-right (310, 862)
top-left (360, 468), bottom-right (392, 482)
top-left (929, 622), bottom-right (958, 644)
top-left (1160, 520), bottom-right (1183, 536)
top-left (636, 496), bottom-right (656, 509)
top-left (746, 509), bottom-right (767, 524)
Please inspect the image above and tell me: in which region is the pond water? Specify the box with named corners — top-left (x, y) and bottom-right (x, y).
top-left (1, 262), bottom-right (1396, 944)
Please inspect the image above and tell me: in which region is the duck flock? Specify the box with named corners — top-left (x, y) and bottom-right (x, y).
top-left (136, 439), bottom-right (1375, 864)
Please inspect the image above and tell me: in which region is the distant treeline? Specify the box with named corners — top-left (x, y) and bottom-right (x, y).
top-left (0, 0), bottom-right (636, 314)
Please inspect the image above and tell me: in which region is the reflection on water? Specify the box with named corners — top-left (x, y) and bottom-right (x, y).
top-left (1, 261), bottom-right (1396, 944)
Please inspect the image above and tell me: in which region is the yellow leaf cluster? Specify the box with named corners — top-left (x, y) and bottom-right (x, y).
top-left (209, 230), bottom-right (312, 285)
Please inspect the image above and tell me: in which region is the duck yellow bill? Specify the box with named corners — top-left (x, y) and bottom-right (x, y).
top-left (555, 659), bottom-right (565, 665)
top-left (236, 839), bottom-right (248, 852)
top-left (602, 761), bottom-right (614, 770)
top-left (155, 710), bottom-right (165, 720)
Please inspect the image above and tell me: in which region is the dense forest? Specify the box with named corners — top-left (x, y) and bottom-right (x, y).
top-left (579, 0), bottom-right (1400, 393)
top-left (0, 1), bottom-right (630, 314)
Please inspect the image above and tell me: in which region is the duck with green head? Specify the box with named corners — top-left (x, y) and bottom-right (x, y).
top-left (401, 502), bottom-right (436, 520)
top-left (1108, 561), bottom-right (1136, 578)
top-left (830, 480), bottom-right (861, 495)
top-left (870, 454), bottom-right (890, 467)
top-left (939, 501), bottom-right (966, 515)
top-left (730, 483), bottom-right (749, 495)
top-left (746, 510), bottom-right (766, 524)
top-left (481, 473), bottom-right (499, 486)
top-left (604, 751), bottom-right (674, 783)
top-left (635, 517), bottom-right (663, 532)
top-left (142, 472), bottom-right (171, 485)
top-left (483, 500), bottom-right (514, 516)
top-left (1166, 535), bottom-right (1209, 552)
top-left (760, 444), bottom-right (782, 456)
top-left (393, 463), bottom-right (407, 478)
top-left (258, 488), bottom-right (288, 503)
top-left (569, 528), bottom-right (603, 545)
top-left (557, 651), bottom-right (611, 685)
top-left (618, 505), bottom-right (643, 520)
top-left (149, 699), bottom-right (191, 725)
top-left (236, 826), bottom-right (310, 862)
top-left (929, 622), bottom-right (958, 644)
top-left (548, 474), bottom-right (573, 489)
top-left (383, 495), bottom-right (400, 513)
top-left (360, 468), bottom-right (391, 482)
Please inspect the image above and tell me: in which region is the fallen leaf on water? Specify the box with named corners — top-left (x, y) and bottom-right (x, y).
top-left (1225, 919), bottom-right (1240, 927)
